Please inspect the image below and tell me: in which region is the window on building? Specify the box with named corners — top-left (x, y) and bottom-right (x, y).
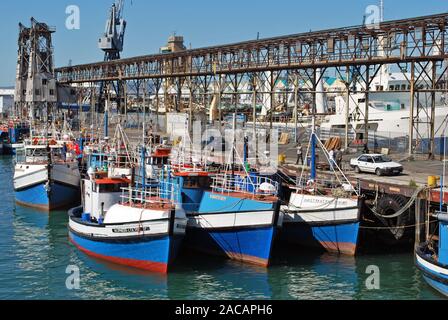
top-left (35, 89), bottom-right (40, 96)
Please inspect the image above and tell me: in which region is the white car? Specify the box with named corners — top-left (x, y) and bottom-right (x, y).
top-left (350, 154), bottom-right (403, 176)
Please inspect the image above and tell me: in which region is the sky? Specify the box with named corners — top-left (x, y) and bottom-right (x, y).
top-left (0, 0), bottom-right (447, 86)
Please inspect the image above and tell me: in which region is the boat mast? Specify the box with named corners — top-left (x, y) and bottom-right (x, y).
top-left (441, 123), bottom-right (447, 212)
top-left (142, 80), bottom-right (146, 145)
top-left (310, 113), bottom-right (316, 181)
top-left (104, 86), bottom-right (110, 139)
top-left (232, 113), bottom-right (236, 176)
top-left (141, 144), bottom-right (146, 190)
top-left (310, 69), bottom-right (317, 182)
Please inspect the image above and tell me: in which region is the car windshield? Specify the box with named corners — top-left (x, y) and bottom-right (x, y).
top-left (373, 156), bottom-right (391, 163)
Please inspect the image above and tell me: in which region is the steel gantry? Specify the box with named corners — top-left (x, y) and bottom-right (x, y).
top-left (55, 13), bottom-right (448, 158)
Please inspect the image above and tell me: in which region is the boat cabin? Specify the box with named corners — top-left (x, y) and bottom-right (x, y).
top-left (83, 170), bottom-right (131, 222)
top-left (171, 170), bottom-right (213, 212)
top-left (15, 144), bottom-right (71, 164)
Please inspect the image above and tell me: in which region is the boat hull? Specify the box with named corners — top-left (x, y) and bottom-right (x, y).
top-left (68, 205), bottom-right (187, 273)
top-left (14, 162), bottom-right (81, 211)
top-left (281, 194), bottom-right (360, 256)
top-left (16, 181), bottom-right (80, 211)
top-left (186, 225), bottom-right (276, 267)
top-left (186, 192), bottom-right (280, 267)
top-left (416, 248), bottom-right (448, 297)
top-left (69, 231), bottom-right (183, 274)
top-left (281, 221), bottom-right (359, 256)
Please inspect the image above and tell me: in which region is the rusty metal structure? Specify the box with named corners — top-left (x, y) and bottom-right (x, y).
top-left (55, 13), bottom-right (448, 157)
top-left (15, 18), bottom-right (57, 124)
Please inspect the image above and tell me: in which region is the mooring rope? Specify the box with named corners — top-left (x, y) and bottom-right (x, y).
top-left (359, 220), bottom-right (437, 230)
top-left (368, 185), bottom-right (428, 219)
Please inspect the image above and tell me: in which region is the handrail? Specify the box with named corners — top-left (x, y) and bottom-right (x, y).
top-left (211, 173), bottom-right (279, 197)
top-left (120, 183), bottom-right (180, 207)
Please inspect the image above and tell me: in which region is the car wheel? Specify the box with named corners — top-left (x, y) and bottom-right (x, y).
top-left (355, 166), bottom-right (361, 174)
top-left (376, 168), bottom-right (382, 176)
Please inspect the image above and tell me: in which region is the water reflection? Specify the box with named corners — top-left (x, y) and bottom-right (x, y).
top-left (268, 246), bottom-right (358, 300)
top-left (168, 252), bottom-right (272, 300)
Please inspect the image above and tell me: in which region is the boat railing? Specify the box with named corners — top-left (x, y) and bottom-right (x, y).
top-left (120, 182), bottom-right (180, 208)
top-left (291, 176), bottom-right (359, 196)
top-left (211, 174), bottom-right (279, 197)
top-left (87, 151), bottom-right (137, 171)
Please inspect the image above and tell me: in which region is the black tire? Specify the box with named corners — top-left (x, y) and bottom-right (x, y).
top-left (375, 195), bottom-right (412, 240)
top-left (376, 168), bottom-right (382, 176)
top-left (355, 166), bottom-right (361, 174)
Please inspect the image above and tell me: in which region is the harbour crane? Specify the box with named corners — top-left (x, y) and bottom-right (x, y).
top-left (98, 0), bottom-right (127, 61)
top-left (97, 0), bottom-right (127, 114)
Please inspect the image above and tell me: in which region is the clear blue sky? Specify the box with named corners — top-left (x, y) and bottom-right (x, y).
top-left (0, 0), bottom-right (447, 86)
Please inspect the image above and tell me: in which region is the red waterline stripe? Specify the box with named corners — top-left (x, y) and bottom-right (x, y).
top-left (190, 245), bottom-right (270, 267)
top-left (226, 251), bottom-right (270, 267)
top-left (69, 238), bottom-right (169, 274)
top-left (319, 241), bottom-right (357, 256)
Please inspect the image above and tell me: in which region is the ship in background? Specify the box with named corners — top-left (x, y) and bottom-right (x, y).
top-left (320, 66), bottom-right (447, 139)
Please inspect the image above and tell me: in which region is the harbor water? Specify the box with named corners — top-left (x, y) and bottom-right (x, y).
top-left (0, 157), bottom-right (443, 300)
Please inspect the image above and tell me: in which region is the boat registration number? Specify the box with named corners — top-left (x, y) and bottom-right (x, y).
top-left (112, 226), bottom-right (151, 234)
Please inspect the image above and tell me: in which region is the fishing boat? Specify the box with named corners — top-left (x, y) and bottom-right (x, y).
top-left (169, 116), bottom-right (281, 267)
top-left (13, 138), bottom-right (81, 211)
top-left (69, 145), bottom-right (187, 273)
top-left (415, 212), bottom-right (448, 297)
top-left (415, 153), bottom-right (448, 297)
top-left (2, 120), bottom-right (30, 155)
top-left (280, 118), bottom-right (361, 255)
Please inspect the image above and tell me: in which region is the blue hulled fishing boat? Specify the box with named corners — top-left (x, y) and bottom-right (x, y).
top-left (170, 168), bottom-right (281, 267)
top-left (280, 118), bottom-right (361, 255)
top-left (168, 114), bottom-right (281, 267)
top-left (14, 139), bottom-right (81, 211)
top-left (415, 157), bottom-right (448, 297)
top-left (415, 212), bottom-right (448, 297)
top-left (69, 140), bottom-right (187, 273)
top-left (3, 121), bottom-right (29, 155)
